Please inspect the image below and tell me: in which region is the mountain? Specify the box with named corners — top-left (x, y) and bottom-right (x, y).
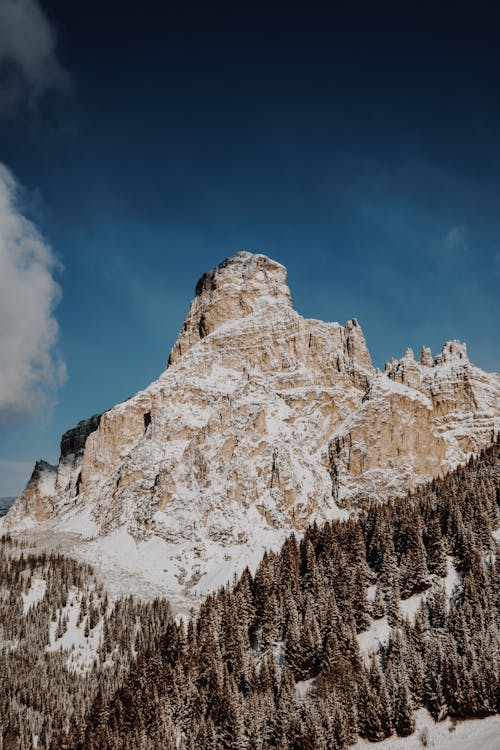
top-left (58, 441), bottom-right (500, 750)
top-left (2, 439), bottom-right (498, 750)
top-left (4, 252), bottom-right (499, 609)
top-left (0, 497), bottom-right (16, 517)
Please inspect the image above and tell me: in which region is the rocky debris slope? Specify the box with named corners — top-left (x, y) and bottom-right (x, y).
top-left (4, 252), bottom-right (499, 608)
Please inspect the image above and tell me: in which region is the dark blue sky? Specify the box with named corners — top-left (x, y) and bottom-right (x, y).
top-left (1, 1), bottom-right (499, 494)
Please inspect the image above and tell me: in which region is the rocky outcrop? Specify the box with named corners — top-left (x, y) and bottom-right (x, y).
top-left (5, 251), bottom-right (499, 606)
top-left (169, 253), bottom-right (292, 365)
top-left (60, 414), bottom-right (103, 459)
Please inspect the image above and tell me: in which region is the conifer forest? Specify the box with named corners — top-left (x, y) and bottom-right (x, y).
top-left (1, 441), bottom-right (498, 750)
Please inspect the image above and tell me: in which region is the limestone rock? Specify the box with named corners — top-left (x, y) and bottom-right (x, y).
top-left (419, 346), bottom-right (433, 367)
top-left (5, 252), bottom-right (500, 608)
top-left (60, 414), bottom-right (103, 459)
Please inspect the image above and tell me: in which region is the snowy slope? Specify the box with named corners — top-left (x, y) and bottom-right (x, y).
top-left (352, 710), bottom-right (500, 750)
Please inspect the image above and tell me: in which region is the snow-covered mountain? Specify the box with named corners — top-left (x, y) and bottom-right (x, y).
top-left (4, 252), bottom-right (499, 609)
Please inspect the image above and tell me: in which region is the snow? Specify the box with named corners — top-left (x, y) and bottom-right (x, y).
top-left (77, 519), bottom-right (292, 615)
top-left (296, 678), bottom-right (315, 700)
top-left (272, 640), bottom-right (286, 670)
top-left (357, 616), bottom-right (391, 659)
top-left (2, 514), bottom-right (36, 531)
top-left (46, 587), bottom-right (103, 674)
top-left (443, 557), bottom-right (460, 599)
top-left (377, 376), bottom-right (433, 410)
top-left (21, 577), bottom-right (47, 614)
top-left (351, 709), bottom-right (500, 750)
top-left (37, 465), bottom-right (57, 497)
top-left (195, 364), bottom-right (242, 395)
top-left (399, 593), bottom-right (424, 623)
top-left (359, 561), bottom-right (461, 658)
top-left (57, 505), bottom-right (99, 538)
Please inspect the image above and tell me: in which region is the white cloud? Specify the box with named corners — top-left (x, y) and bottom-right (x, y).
top-left (0, 0), bottom-right (70, 114)
top-left (0, 163), bottom-right (66, 422)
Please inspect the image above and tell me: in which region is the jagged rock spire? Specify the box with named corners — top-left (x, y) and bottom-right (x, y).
top-left (169, 252), bottom-right (291, 365)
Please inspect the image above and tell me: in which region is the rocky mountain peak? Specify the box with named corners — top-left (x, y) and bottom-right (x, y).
top-left (169, 252), bottom-right (291, 365)
top-left (435, 339), bottom-right (468, 364)
top-left (419, 346), bottom-right (433, 367)
top-left (385, 339), bottom-right (471, 388)
top-left (4, 252), bottom-right (499, 612)
top-left (60, 414), bottom-right (103, 459)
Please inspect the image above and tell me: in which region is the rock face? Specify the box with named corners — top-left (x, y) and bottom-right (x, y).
top-left (60, 414), bottom-right (103, 459)
top-left (5, 252), bottom-right (500, 607)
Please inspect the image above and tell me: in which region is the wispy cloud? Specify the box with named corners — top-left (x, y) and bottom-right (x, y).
top-left (0, 0), bottom-right (70, 115)
top-left (0, 163), bottom-right (66, 423)
top-left (442, 224), bottom-right (468, 260)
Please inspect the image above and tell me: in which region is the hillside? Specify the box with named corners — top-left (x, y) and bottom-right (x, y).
top-left (57, 440), bottom-right (500, 750)
top-left (1, 439), bottom-right (498, 749)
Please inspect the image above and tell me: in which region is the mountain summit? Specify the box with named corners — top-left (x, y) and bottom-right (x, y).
top-left (169, 252), bottom-right (292, 364)
top-left (5, 252), bottom-right (499, 608)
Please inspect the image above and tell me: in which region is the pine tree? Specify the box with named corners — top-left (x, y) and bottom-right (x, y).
top-left (357, 674), bottom-right (385, 742)
top-left (393, 672), bottom-right (415, 736)
top-left (425, 517), bottom-right (448, 577)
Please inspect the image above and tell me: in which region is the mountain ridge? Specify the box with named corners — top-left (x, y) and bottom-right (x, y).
top-left (4, 251), bottom-right (499, 609)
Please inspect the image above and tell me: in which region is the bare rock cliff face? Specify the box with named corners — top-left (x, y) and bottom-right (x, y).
top-left (5, 252), bottom-right (499, 606)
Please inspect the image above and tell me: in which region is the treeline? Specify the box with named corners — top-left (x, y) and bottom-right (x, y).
top-left (0, 541), bottom-right (172, 750)
top-left (59, 440), bottom-right (500, 750)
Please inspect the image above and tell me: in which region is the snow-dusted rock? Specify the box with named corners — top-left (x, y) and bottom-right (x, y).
top-left (5, 252), bottom-right (500, 608)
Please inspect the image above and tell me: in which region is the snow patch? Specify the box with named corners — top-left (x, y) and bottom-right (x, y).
top-left (443, 556), bottom-right (460, 599)
top-left (357, 616), bottom-right (391, 659)
top-left (399, 593), bottom-right (424, 624)
top-left (377, 376), bottom-right (433, 409)
top-left (21, 577), bottom-right (47, 614)
top-left (296, 677), bottom-right (315, 700)
top-left (57, 505), bottom-right (99, 538)
top-left (351, 709), bottom-right (500, 750)
top-left (46, 587), bottom-right (103, 674)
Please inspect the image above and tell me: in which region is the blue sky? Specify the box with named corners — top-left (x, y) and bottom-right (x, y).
top-left (0, 1), bottom-right (499, 495)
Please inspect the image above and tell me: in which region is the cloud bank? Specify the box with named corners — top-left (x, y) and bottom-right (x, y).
top-left (0, 164), bottom-right (66, 422)
top-left (0, 0), bottom-right (70, 114)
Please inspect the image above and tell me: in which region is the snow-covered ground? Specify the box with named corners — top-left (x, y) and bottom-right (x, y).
top-left (1, 520), bottom-right (292, 616)
top-left (443, 557), bottom-right (461, 598)
top-left (398, 558), bottom-right (461, 624)
top-left (46, 587), bottom-right (103, 674)
top-left (357, 615), bottom-right (391, 659)
top-left (351, 710), bottom-right (500, 750)
top-left (358, 558), bottom-right (462, 663)
top-left (21, 577), bottom-right (47, 614)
